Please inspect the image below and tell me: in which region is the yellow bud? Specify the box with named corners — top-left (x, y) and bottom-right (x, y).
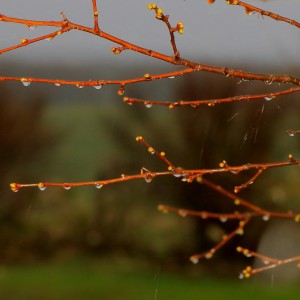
top-left (10, 183), bottom-right (20, 192)
top-left (148, 147), bottom-right (154, 154)
top-left (94, 11), bottom-right (99, 16)
top-left (136, 136), bottom-right (143, 142)
top-left (20, 38), bottom-right (27, 44)
top-left (178, 29), bottom-right (184, 34)
top-left (56, 31), bottom-right (62, 35)
top-left (157, 8), bottom-right (163, 14)
top-left (158, 204), bottom-right (168, 213)
top-left (234, 199), bottom-right (240, 205)
top-left (144, 73), bottom-right (151, 79)
top-left (196, 176), bottom-right (202, 183)
top-left (177, 22), bottom-right (184, 29)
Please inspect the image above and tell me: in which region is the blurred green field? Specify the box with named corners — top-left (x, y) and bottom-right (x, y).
top-left (0, 257), bottom-right (298, 300)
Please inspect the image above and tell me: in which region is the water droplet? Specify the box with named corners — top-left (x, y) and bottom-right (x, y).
top-left (29, 25), bottom-right (36, 30)
top-left (144, 173), bottom-right (154, 183)
top-left (190, 256), bottom-right (199, 264)
top-left (22, 81), bottom-right (31, 87)
top-left (263, 260), bottom-right (270, 265)
top-left (219, 217), bottom-right (228, 223)
top-left (245, 7), bottom-right (254, 15)
top-left (262, 215), bottom-right (270, 221)
top-left (95, 183), bottom-right (103, 189)
top-left (54, 83), bottom-right (61, 87)
top-left (288, 132), bottom-right (295, 137)
top-left (76, 84), bottom-right (84, 88)
top-left (38, 183), bottom-right (46, 191)
top-left (168, 76), bottom-right (175, 79)
top-left (63, 185), bottom-right (71, 190)
top-left (264, 96), bottom-right (273, 101)
top-left (239, 273), bottom-right (244, 280)
top-left (144, 102), bottom-right (152, 108)
top-left (45, 37), bottom-right (53, 41)
top-left (173, 173), bottom-right (181, 178)
top-left (265, 80), bottom-right (273, 85)
top-left (181, 177), bottom-right (187, 182)
top-left (178, 209), bottom-right (187, 217)
top-left (93, 85), bottom-right (102, 90)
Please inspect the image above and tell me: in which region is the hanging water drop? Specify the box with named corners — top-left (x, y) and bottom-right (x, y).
top-left (21, 79), bottom-right (31, 87)
top-left (219, 217), bottom-right (228, 223)
top-left (190, 256), bottom-right (199, 264)
top-left (168, 76), bottom-right (175, 79)
top-left (54, 83), bottom-right (61, 87)
top-left (93, 85), bottom-right (102, 90)
top-left (144, 102), bottom-right (152, 108)
top-left (63, 185), bottom-right (71, 190)
top-left (45, 37), bottom-right (53, 41)
top-left (178, 209), bottom-right (187, 217)
top-left (95, 183), bottom-right (103, 189)
top-left (29, 25), bottom-right (36, 30)
top-left (262, 215), bottom-right (270, 221)
top-left (264, 96), bottom-right (273, 101)
top-left (239, 273), bottom-right (244, 280)
top-left (144, 173), bottom-right (154, 183)
top-left (38, 183), bottom-right (46, 191)
top-left (265, 80), bottom-right (273, 85)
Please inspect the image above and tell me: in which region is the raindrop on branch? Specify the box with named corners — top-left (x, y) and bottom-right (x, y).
top-left (93, 85), bottom-right (102, 90)
top-left (21, 81), bottom-right (31, 87)
top-left (144, 173), bottom-right (154, 183)
top-left (38, 183), bottom-right (46, 191)
top-left (264, 96), bottom-right (273, 101)
top-left (262, 215), bottom-right (270, 221)
top-left (190, 256), bottom-right (199, 264)
top-left (95, 184), bottom-right (103, 189)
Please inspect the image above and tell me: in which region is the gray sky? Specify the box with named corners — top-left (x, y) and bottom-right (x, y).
top-left (1, 0), bottom-right (300, 69)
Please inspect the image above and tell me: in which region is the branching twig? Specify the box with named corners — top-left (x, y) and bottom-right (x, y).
top-left (237, 246), bottom-right (300, 279)
top-left (224, 0), bottom-right (300, 29)
top-left (123, 87), bottom-right (300, 109)
top-left (10, 137), bottom-right (300, 195)
top-left (1, 4), bottom-right (300, 91)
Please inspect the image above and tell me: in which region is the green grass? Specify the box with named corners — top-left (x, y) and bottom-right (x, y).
top-left (0, 257), bottom-right (298, 300)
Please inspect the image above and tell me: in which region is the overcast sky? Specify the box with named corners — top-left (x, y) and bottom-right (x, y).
top-left (1, 0), bottom-right (300, 70)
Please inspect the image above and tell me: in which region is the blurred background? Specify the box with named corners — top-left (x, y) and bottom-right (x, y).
top-left (1, 0), bottom-right (300, 299)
